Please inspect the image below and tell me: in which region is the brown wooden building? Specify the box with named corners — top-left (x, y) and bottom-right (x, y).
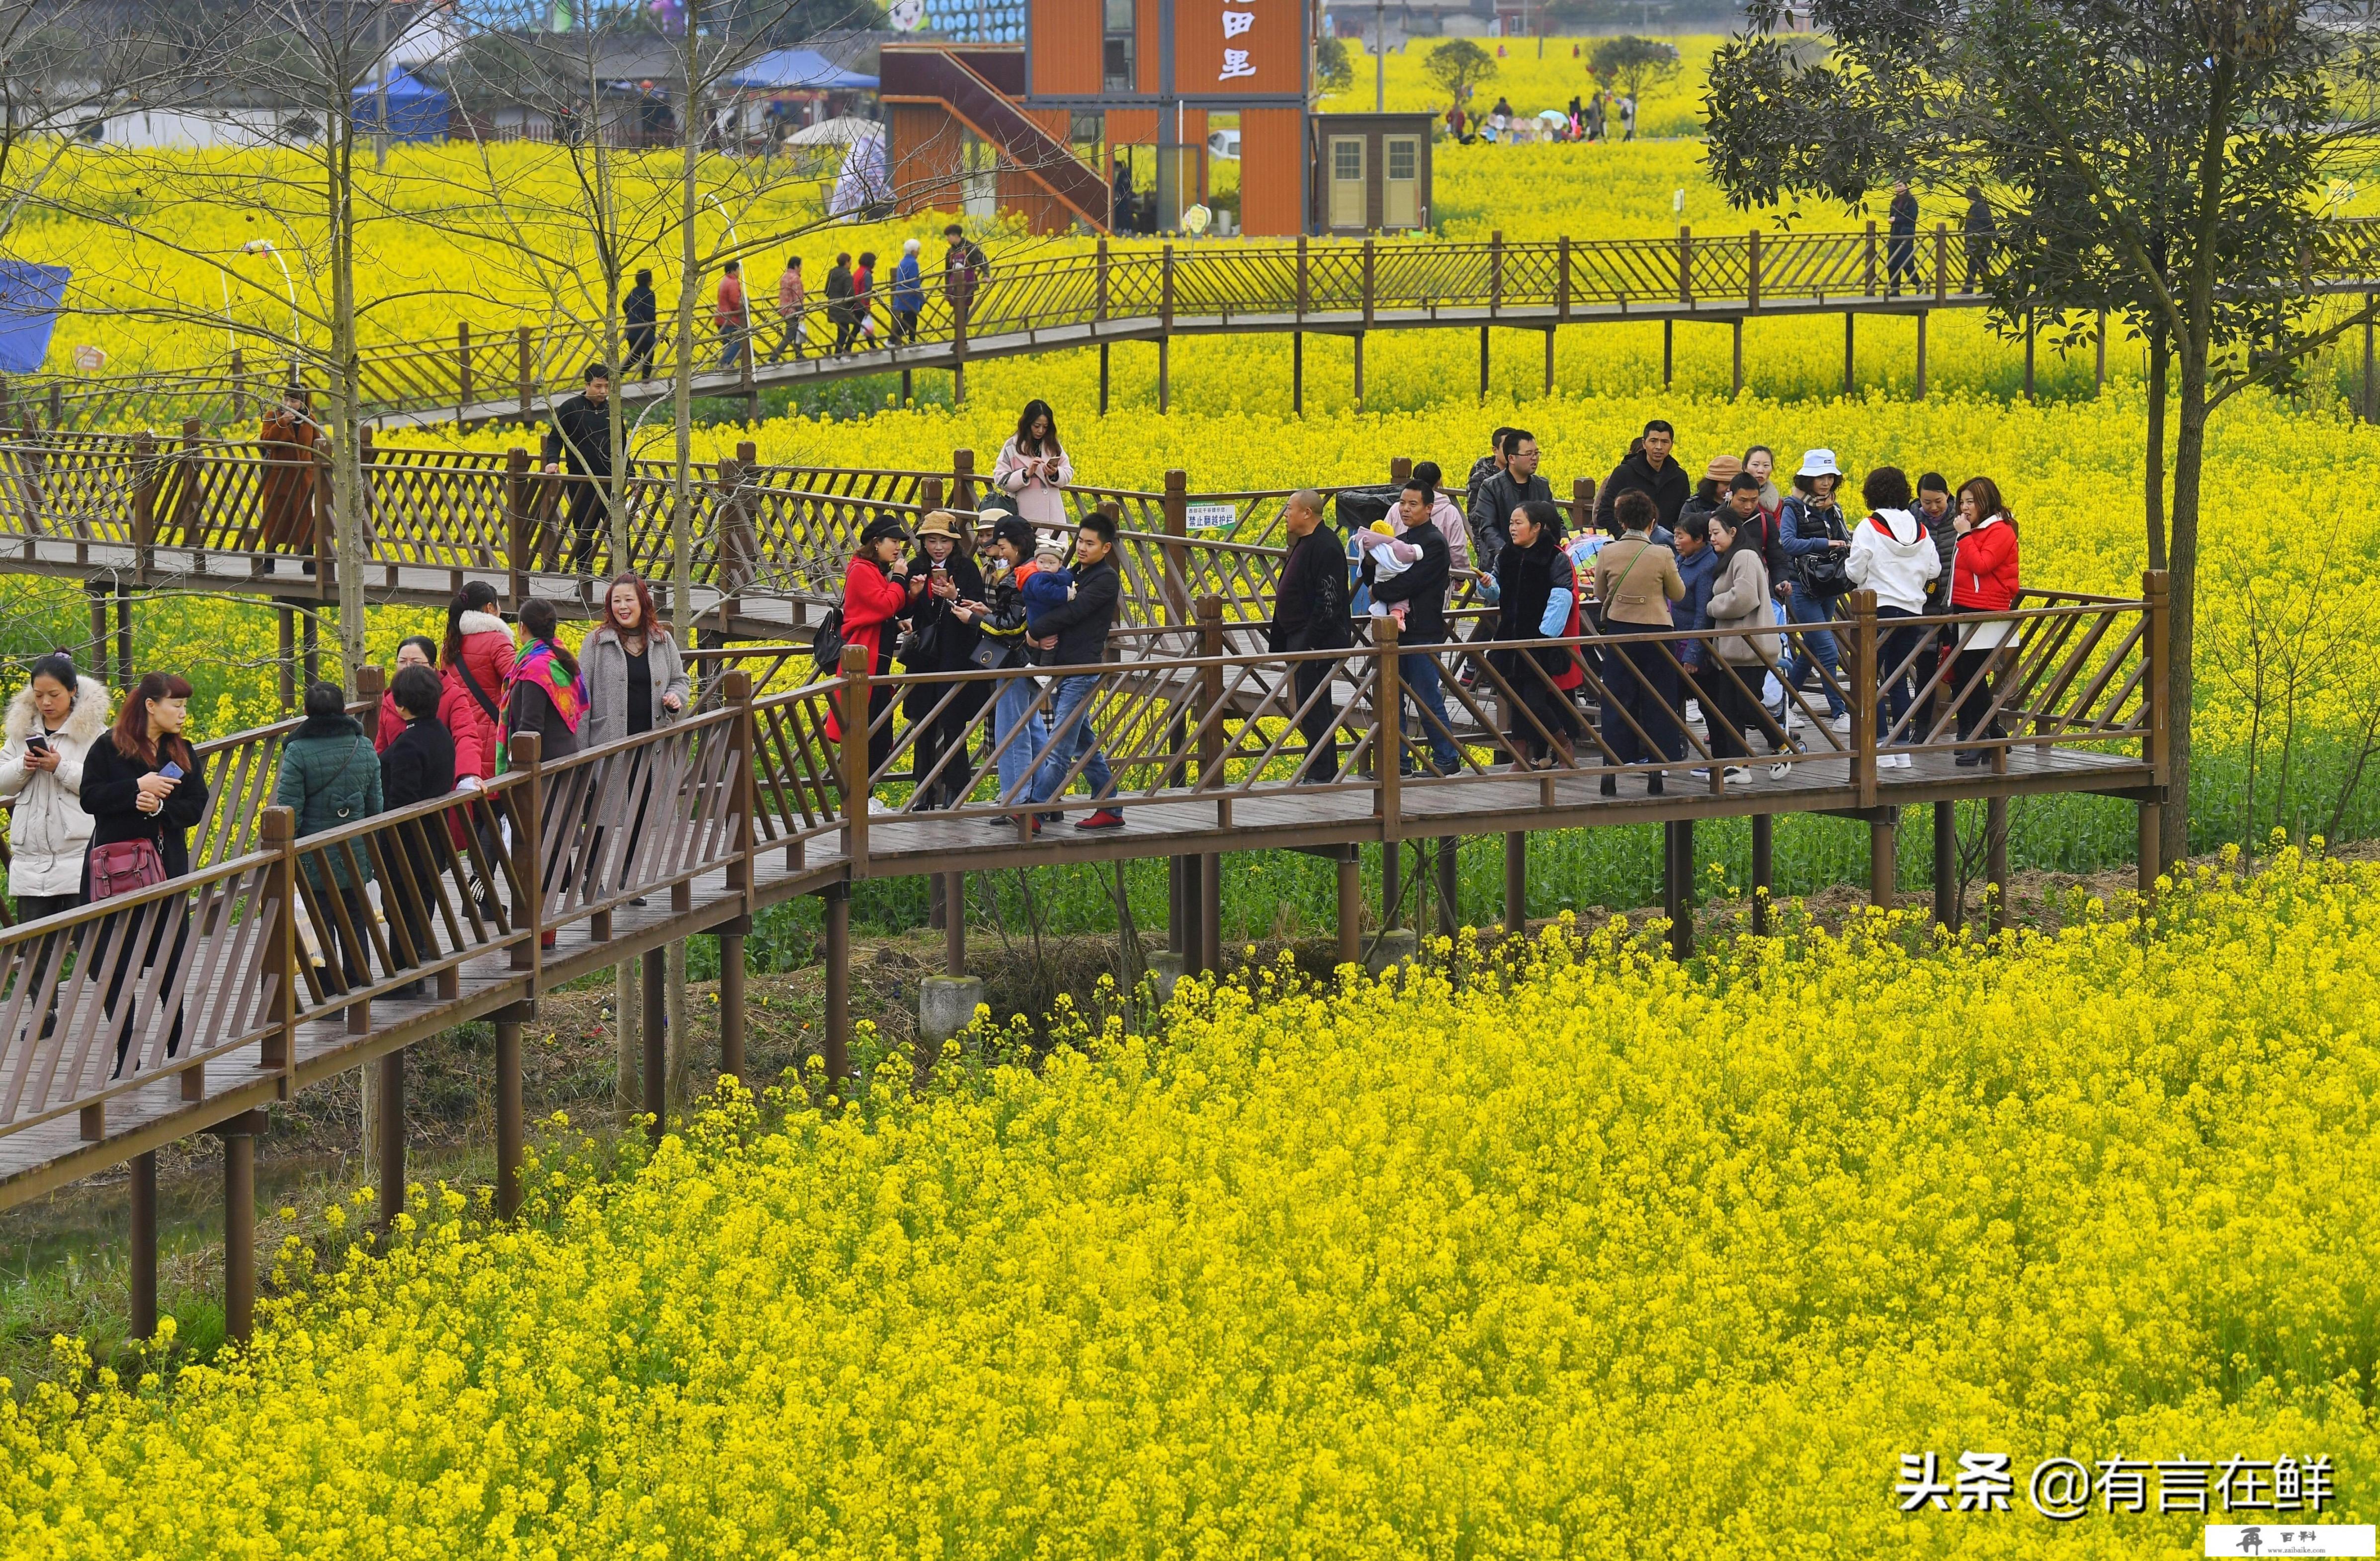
top-left (1309, 112), bottom-right (1436, 235)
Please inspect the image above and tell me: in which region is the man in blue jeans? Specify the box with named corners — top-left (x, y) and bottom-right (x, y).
top-left (1025, 513), bottom-right (1126, 828)
top-left (1368, 480), bottom-right (1464, 775)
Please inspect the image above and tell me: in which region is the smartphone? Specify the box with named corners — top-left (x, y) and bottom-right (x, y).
top-left (159, 761), bottom-right (183, 781)
top-left (23, 736), bottom-right (47, 755)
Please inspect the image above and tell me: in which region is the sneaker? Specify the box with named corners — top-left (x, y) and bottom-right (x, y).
top-left (1767, 760), bottom-right (1791, 781)
top-left (1955, 748), bottom-right (1988, 768)
top-left (1827, 713), bottom-right (1852, 735)
top-left (1075, 808), bottom-right (1126, 830)
top-left (1722, 766), bottom-right (1750, 784)
top-left (1599, 774), bottom-right (1617, 797)
top-left (1893, 752), bottom-right (1914, 769)
top-left (540, 929), bottom-right (557, 950)
top-left (867, 798), bottom-right (897, 817)
top-left (1646, 774), bottom-right (1664, 797)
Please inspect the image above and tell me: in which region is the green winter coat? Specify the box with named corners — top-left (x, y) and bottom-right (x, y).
top-left (274, 715), bottom-right (383, 890)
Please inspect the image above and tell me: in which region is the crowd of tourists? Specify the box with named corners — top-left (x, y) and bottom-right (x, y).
top-left (823, 398), bottom-right (2024, 825)
top-left (647, 224), bottom-right (993, 377)
top-left (0, 569), bottom-right (695, 1050)
top-left (1264, 419), bottom-right (2024, 792)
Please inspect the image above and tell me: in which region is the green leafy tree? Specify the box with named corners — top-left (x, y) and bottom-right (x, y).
top-left (1312, 35), bottom-right (1354, 99)
top-left (1704, 0), bottom-right (2380, 866)
top-left (1425, 38), bottom-right (1496, 109)
top-left (1589, 35), bottom-right (1679, 104)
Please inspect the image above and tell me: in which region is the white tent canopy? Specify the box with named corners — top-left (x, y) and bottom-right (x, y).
top-left (790, 115), bottom-right (883, 147)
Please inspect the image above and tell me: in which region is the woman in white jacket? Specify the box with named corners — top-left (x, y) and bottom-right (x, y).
top-left (1845, 466), bottom-right (1943, 768)
top-left (0, 654), bottom-right (110, 919)
top-left (992, 398), bottom-right (1073, 530)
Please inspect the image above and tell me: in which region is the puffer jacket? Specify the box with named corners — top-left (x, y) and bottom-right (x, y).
top-left (970, 559), bottom-right (1033, 669)
top-left (0, 674), bottom-right (109, 896)
top-left (442, 610), bottom-right (515, 781)
top-left (1846, 507), bottom-right (1942, 614)
top-left (274, 714), bottom-right (383, 889)
top-left (1950, 513), bottom-right (2020, 612)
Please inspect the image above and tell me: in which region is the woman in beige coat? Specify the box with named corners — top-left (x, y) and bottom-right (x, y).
top-left (1698, 512), bottom-right (1792, 782)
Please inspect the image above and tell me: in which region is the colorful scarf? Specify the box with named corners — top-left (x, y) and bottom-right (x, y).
top-left (508, 640), bottom-right (586, 736)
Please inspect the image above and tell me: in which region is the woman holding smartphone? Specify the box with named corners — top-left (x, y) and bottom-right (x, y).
top-left (81, 672), bottom-right (210, 1069)
top-left (992, 399), bottom-right (1073, 529)
top-left (0, 652), bottom-right (109, 922)
top-left (899, 511), bottom-right (985, 808)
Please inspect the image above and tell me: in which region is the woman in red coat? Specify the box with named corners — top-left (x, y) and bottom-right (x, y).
top-left (1949, 475), bottom-right (2020, 766)
top-left (373, 636), bottom-right (439, 754)
top-left (828, 516), bottom-right (924, 795)
top-left (439, 581), bottom-right (516, 783)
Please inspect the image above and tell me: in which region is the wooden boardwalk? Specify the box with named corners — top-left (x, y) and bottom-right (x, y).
top-left (14, 220), bottom-right (2380, 431)
top-left (0, 575), bottom-right (2168, 1247)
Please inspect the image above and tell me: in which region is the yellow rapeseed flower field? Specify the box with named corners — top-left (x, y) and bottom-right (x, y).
top-left (4, 850), bottom-right (2377, 1555)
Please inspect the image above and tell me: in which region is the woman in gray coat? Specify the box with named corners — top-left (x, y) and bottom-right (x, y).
top-left (577, 573), bottom-right (688, 904)
top-left (579, 573), bottom-right (689, 747)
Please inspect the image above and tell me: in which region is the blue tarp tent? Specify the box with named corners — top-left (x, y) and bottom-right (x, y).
top-left (0, 262), bottom-right (69, 374)
top-left (351, 66), bottom-right (450, 142)
top-left (722, 49), bottom-right (879, 91)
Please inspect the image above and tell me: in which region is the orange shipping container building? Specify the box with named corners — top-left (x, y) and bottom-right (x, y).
top-left (883, 0), bottom-right (1331, 237)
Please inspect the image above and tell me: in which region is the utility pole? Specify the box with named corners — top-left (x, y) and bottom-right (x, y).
top-left (1373, 0), bottom-right (1384, 112)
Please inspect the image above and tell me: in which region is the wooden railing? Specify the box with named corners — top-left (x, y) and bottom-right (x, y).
top-left (0, 577), bottom-right (2163, 1157)
top-left (11, 219), bottom-right (2380, 428)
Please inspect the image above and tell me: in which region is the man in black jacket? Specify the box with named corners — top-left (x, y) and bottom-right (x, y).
top-left (541, 363), bottom-right (613, 575)
top-left (1466, 427), bottom-right (1549, 575)
top-left (1596, 419), bottom-right (1690, 535)
top-left (1269, 489), bottom-right (1349, 780)
top-left (1962, 185), bottom-right (1995, 293)
top-left (1886, 179), bottom-right (1920, 296)
top-left (1371, 480), bottom-right (1463, 776)
top-left (1026, 512), bottom-right (1125, 826)
top-left (622, 269), bottom-right (658, 380)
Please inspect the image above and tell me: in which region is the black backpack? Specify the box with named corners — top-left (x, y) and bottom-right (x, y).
top-left (811, 605), bottom-right (845, 672)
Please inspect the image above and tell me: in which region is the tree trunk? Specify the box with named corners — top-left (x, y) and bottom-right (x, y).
top-left (2164, 338), bottom-right (2209, 868)
top-left (2144, 332), bottom-right (2168, 571)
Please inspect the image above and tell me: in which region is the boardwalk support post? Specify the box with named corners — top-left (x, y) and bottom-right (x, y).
top-left (1291, 331), bottom-right (1303, 415)
top-left (1436, 835), bottom-right (1458, 937)
top-left (1336, 848), bottom-right (1360, 967)
top-left (823, 883), bottom-right (851, 1087)
top-left (496, 1005), bottom-right (525, 1218)
top-left (129, 1151), bottom-right (158, 1341)
top-left (377, 1048), bottom-right (403, 1226)
top-left (1750, 813), bottom-right (1773, 936)
top-left (1503, 830), bottom-right (1526, 940)
top-left (642, 945), bottom-right (665, 1143)
top-left (1731, 319), bottom-right (1744, 400)
top-left (1662, 320), bottom-right (1673, 387)
top-left (1843, 313), bottom-right (1855, 397)
top-left (1665, 820), bottom-right (1693, 960)
top-left (1934, 800), bottom-right (1958, 930)
top-left (211, 1109), bottom-right (267, 1346)
top-left (1870, 810), bottom-right (1897, 910)
top-left (1987, 796), bottom-right (2011, 934)
top-left (1915, 310), bottom-right (1928, 400)
top-left (2141, 568), bottom-right (2171, 902)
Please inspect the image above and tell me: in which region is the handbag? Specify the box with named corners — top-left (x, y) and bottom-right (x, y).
top-left (88, 837), bottom-right (167, 901)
